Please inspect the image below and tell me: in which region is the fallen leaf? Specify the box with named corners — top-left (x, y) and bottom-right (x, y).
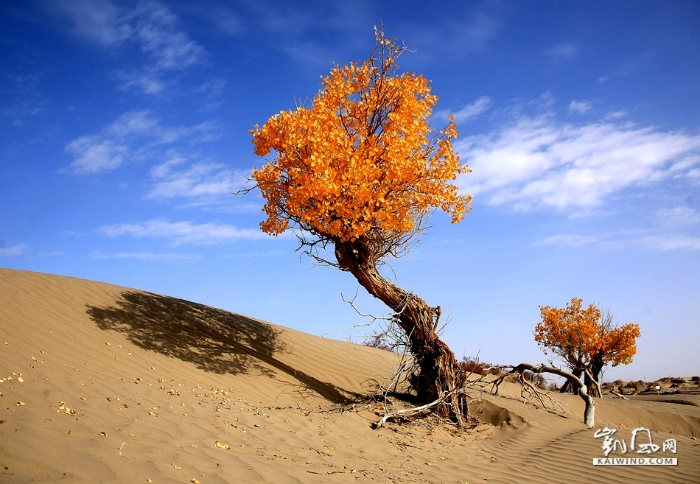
top-left (214, 441), bottom-right (230, 450)
top-left (16, 401), bottom-right (25, 406)
top-left (191, 479), bottom-right (201, 484)
top-left (17, 377), bottom-right (24, 383)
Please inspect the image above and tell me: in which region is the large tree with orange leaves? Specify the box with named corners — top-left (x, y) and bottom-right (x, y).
top-left (535, 297), bottom-right (641, 396)
top-left (248, 27), bottom-right (472, 423)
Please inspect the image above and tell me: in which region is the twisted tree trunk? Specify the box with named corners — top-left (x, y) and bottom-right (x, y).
top-left (335, 239), bottom-right (468, 423)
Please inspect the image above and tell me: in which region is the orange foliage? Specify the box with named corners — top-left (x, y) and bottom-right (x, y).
top-left (250, 27), bottom-right (471, 243)
top-left (535, 297), bottom-right (640, 370)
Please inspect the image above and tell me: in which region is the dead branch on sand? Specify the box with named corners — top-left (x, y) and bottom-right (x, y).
top-left (492, 363), bottom-right (596, 428)
top-left (369, 368), bottom-right (491, 429)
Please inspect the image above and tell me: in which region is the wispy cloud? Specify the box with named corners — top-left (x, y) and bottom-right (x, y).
top-left (240, 1), bottom-right (371, 67)
top-left (544, 42), bottom-right (578, 59)
top-left (0, 72), bottom-right (47, 127)
top-left (535, 207), bottom-right (700, 252)
top-left (688, 168), bottom-right (700, 183)
top-left (456, 114), bottom-right (700, 211)
top-left (539, 232), bottom-right (700, 252)
top-left (0, 244), bottom-right (27, 257)
top-left (146, 157), bottom-right (248, 206)
top-left (51, 0), bottom-right (131, 46)
top-left (111, 70), bottom-right (167, 95)
top-left (98, 219), bottom-right (266, 245)
top-left (91, 250), bottom-right (201, 263)
top-left (65, 110), bottom-right (218, 174)
top-left (535, 234), bottom-right (604, 248)
top-left (436, 96), bottom-right (492, 123)
top-left (568, 100), bottom-right (592, 114)
top-left (446, 12), bottom-right (499, 53)
top-left (407, 11), bottom-right (500, 63)
top-left (638, 234), bottom-right (700, 251)
top-left (51, 0), bottom-right (205, 93)
top-left (654, 206), bottom-right (700, 229)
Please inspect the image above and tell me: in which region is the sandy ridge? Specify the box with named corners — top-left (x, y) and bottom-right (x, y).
top-left (1, 268), bottom-right (699, 483)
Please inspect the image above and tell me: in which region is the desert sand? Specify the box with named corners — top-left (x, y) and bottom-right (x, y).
top-left (1, 267), bottom-right (698, 483)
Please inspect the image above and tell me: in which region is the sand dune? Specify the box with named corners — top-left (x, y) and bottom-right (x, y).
top-left (1, 268), bottom-right (698, 483)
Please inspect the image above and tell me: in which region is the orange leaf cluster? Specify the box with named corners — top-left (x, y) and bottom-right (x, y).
top-left (250, 29), bottom-right (470, 243)
top-left (535, 297), bottom-right (640, 369)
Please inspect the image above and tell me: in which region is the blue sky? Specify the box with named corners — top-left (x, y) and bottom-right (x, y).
top-left (2, 0), bottom-right (699, 382)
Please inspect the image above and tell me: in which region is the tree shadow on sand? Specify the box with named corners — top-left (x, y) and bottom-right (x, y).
top-left (86, 291), bottom-right (357, 403)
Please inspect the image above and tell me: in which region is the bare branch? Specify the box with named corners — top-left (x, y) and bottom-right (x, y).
top-left (493, 363), bottom-right (595, 428)
top-left (372, 388), bottom-right (463, 428)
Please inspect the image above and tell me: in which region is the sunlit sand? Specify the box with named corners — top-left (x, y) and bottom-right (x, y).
top-left (1, 268), bottom-right (698, 483)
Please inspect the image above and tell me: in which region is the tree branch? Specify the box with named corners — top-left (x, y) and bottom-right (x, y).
top-left (492, 363), bottom-right (595, 428)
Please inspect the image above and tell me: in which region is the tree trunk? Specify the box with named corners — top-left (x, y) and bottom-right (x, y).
top-left (587, 354), bottom-right (605, 398)
top-left (335, 239), bottom-right (467, 423)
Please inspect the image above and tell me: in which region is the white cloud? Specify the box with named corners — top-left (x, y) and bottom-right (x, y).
top-left (147, 158), bottom-right (248, 203)
top-left (98, 220), bottom-right (266, 245)
top-left (131, 2), bottom-right (204, 70)
top-left (0, 244), bottom-right (27, 257)
top-left (568, 100), bottom-right (591, 114)
top-left (91, 250), bottom-right (201, 263)
top-left (65, 111), bottom-right (218, 174)
top-left (65, 137), bottom-right (128, 174)
top-left (604, 111), bottom-right (627, 120)
top-left (436, 96), bottom-right (492, 123)
top-left (456, 115), bottom-right (700, 211)
top-left (52, 0), bottom-right (205, 94)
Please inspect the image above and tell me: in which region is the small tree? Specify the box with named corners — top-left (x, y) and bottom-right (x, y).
top-left (248, 26), bottom-right (472, 423)
top-left (534, 297), bottom-right (641, 396)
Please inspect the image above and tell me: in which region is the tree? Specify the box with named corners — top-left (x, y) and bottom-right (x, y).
top-left (534, 297), bottom-right (641, 396)
top-left (248, 26), bottom-right (472, 423)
